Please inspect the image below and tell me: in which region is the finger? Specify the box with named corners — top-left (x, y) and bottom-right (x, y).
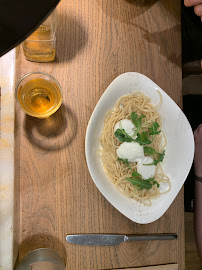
top-left (194, 4), bottom-right (202, 16)
top-left (196, 124), bottom-right (202, 132)
top-left (194, 128), bottom-right (202, 144)
top-left (194, 124), bottom-right (202, 134)
top-left (184, 0), bottom-right (202, 7)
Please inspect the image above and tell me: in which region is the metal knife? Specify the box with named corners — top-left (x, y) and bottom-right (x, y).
top-left (66, 234), bottom-right (178, 246)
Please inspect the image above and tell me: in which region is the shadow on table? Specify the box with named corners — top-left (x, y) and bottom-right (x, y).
top-left (96, 0), bottom-right (157, 22)
top-left (54, 14), bottom-right (88, 63)
top-left (134, 23), bottom-right (181, 67)
top-left (160, 0), bottom-right (181, 21)
top-left (23, 104), bottom-right (78, 152)
top-left (16, 233), bottom-right (67, 267)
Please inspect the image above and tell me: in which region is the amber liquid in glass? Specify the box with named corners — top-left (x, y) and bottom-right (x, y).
top-left (17, 78), bottom-right (62, 118)
top-left (22, 25), bottom-right (56, 62)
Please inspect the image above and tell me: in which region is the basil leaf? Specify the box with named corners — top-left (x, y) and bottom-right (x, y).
top-left (144, 146), bottom-right (158, 155)
top-left (114, 129), bottom-right (134, 142)
top-left (135, 132), bottom-right (152, 145)
top-left (149, 122), bottom-right (161, 135)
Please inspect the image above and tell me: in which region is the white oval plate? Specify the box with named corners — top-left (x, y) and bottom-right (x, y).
top-left (85, 72), bottom-right (194, 224)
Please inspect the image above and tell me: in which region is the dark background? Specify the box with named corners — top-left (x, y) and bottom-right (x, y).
top-left (182, 1), bottom-right (202, 212)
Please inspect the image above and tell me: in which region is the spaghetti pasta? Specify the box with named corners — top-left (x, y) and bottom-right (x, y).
top-left (99, 92), bottom-right (171, 206)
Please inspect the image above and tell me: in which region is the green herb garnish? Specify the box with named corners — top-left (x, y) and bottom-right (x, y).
top-left (151, 150), bottom-right (165, 165)
top-left (117, 158), bottom-right (132, 169)
top-left (126, 171), bottom-right (159, 190)
top-left (144, 146), bottom-right (158, 155)
top-left (147, 178), bottom-right (160, 188)
top-left (149, 122), bottom-right (161, 135)
top-left (135, 132), bottom-right (152, 145)
top-left (130, 112), bottom-right (145, 134)
top-left (126, 177), bottom-right (153, 190)
top-left (114, 129), bottom-right (134, 143)
top-left (143, 149), bottom-right (165, 166)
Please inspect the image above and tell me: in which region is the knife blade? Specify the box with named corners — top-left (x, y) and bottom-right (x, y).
top-left (66, 234), bottom-right (178, 246)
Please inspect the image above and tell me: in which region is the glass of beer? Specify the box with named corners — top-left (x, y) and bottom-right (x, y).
top-left (15, 72), bottom-right (62, 118)
top-left (22, 10), bottom-right (57, 62)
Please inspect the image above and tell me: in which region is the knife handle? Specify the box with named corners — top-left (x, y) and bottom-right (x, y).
top-left (125, 234), bottom-right (178, 242)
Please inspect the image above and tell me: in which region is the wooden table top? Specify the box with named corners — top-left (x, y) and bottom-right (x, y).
top-left (15, 0), bottom-right (184, 269)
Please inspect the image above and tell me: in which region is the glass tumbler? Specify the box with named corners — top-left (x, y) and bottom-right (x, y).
top-left (22, 9), bottom-right (57, 62)
top-left (16, 248), bottom-right (65, 270)
top-left (15, 72), bottom-right (62, 118)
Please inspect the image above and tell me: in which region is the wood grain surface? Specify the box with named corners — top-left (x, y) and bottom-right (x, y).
top-left (115, 263), bottom-right (178, 270)
top-left (15, 0), bottom-right (183, 269)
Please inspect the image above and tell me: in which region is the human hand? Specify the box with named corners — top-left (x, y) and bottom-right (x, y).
top-left (194, 124), bottom-right (202, 177)
top-left (184, 0), bottom-right (202, 21)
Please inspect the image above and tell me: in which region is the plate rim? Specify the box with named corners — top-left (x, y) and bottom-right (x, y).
top-left (85, 72), bottom-right (194, 224)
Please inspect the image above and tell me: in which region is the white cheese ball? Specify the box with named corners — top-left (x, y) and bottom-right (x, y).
top-left (116, 142), bottom-right (144, 162)
top-left (114, 119), bottom-right (136, 138)
top-left (137, 157), bottom-right (156, 180)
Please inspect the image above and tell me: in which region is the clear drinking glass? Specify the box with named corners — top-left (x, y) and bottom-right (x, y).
top-left (16, 248), bottom-right (65, 270)
top-left (22, 10), bottom-right (57, 62)
top-left (15, 72), bottom-right (62, 118)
